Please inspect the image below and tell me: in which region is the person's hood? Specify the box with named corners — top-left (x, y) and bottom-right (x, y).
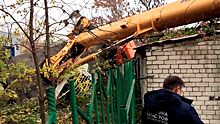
top-left (144, 89), bottom-right (193, 111)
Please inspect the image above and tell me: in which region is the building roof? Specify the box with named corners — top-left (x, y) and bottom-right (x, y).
top-left (134, 30), bottom-right (220, 50)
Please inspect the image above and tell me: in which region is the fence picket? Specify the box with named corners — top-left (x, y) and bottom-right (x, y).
top-left (47, 61), bottom-right (135, 124)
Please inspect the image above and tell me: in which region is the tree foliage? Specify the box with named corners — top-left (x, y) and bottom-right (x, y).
top-left (91, 0), bottom-right (166, 26)
top-left (0, 0), bottom-right (93, 123)
top-left (0, 98), bottom-right (41, 123)
top-left (0, 35), bottom-right (36, 107)
top-left (140, 0), bottom-right (166, 10)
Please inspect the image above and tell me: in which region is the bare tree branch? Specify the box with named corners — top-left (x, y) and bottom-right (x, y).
top-left (0, 9), bottom-right (31, 41)
top-left (13, 43), bottom-right (32, 52)
top-left (139, 0), bottom-right (148, 9)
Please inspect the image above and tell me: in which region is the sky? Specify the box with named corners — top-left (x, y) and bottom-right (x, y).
top-left (0, 0), bottom-right (179, 21)
top-left (0, 0), bottom-right (179, 36)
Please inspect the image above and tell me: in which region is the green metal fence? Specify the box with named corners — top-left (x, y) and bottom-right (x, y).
top-left (47, 60), bottom-right (135, 124)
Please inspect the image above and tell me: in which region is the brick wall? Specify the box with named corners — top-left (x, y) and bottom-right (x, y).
top-left (144, 37), bottom-right (220, 124)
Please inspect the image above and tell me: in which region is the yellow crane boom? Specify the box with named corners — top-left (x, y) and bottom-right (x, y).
top-left (43, 0), bottom-right (220, 84)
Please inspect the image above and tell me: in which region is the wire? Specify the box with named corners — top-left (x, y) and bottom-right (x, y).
top-left (86, 30), bottom-right (109, 44)
top-left (78, 0), bottom-right (91, 13)
top-left (183, 0), bottom-right (196, 23)
top-left (66, 0), bottom-right (91, 24)
top-left (96, 27), bottom-right (120, 35)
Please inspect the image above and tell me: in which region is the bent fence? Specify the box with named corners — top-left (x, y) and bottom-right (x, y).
top-left (47, 60), bottom-right (135, 124)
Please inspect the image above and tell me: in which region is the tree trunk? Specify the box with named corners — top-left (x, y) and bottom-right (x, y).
top-left (44, 0), bottom-right (51, 64)
top-left (44, 0), bottom-right (55, 86)
top-left (30, 0), bottom-right (46, 123)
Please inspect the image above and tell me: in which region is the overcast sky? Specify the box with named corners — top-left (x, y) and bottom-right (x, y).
top-left (0, 0), bottom-right (179, 34)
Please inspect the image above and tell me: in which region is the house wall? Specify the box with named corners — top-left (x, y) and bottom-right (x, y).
top-left (0, 31), bottom-right (20, 56)
top-left (144, 36), bottom-right (220, 124)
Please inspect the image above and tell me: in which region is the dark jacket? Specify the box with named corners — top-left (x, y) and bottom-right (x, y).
top-left (142, 89), bottom-right (204, 124)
